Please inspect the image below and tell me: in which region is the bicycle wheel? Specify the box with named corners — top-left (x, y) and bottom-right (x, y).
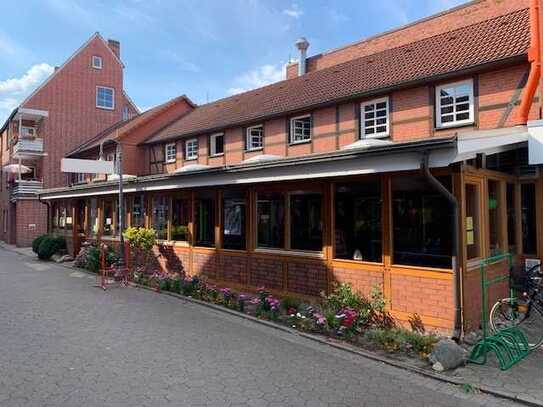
top-left (490, 298), bottom-right (543, 350)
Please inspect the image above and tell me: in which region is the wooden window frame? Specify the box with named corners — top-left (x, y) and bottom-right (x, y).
top-left (246, 125), bottom-right (264, 151)
top-left (209, 133), bottom-right (224, 157)
top-left (164, 142), bottom-right (177, 163)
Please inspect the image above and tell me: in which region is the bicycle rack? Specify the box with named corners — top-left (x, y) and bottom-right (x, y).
top-left (468, 253), bottom-right (531, 371)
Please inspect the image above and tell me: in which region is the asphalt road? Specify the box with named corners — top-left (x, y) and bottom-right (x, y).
top-left (0, 247), bottom-right (522, 407)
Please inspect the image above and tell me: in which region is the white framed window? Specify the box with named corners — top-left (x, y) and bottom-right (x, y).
top-left (246, 125), bottom-right (263, 150)
top-left (165, 143), bottom-right (177, 163)
top-left (290, 114), bottom-right (311, 144)
top-left (92, 55), bottom-right (103, 69)
top-left (96, 86), bottom-right (115, 110)
top-left (209, 133), bottom-right (224, 156)
top-left (185, 138), bottom-right (198, 160)
top-left (361, 97), bottom-right (389, 138)
top-left (436, 79), bottom-right (474, 128)
top-left (20, 126), bottom-right (36, 138)
top-left (75, 173), bottom-right (86, 184)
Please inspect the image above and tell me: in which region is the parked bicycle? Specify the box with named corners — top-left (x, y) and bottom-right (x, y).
top-left (489, 263), bottom-right (543, 350)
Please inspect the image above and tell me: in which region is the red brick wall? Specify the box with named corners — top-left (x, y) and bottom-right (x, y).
top-left (331, 266), bottom-right (384, 298)
top-left (23, 35), bottom-right (125, 189)
top-left (15, 200), bottom-right (47, 247)
top-left (286, 0), bottom-right (529, 79)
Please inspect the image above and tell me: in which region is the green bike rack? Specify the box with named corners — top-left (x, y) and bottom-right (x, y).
top-left (468, 253), bottom-right (531, 371)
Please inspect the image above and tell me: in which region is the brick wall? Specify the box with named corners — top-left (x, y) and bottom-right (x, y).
top-left (15, 200), bottom-right (47, 247)
top-left (331, 266), bottom-right (384, 298)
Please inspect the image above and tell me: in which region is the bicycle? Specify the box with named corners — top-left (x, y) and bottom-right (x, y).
top-left (489, 263), bottom-right (543, 350)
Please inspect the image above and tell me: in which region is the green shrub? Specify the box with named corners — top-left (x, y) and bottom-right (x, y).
top-left (86, 246), bottom-right (101, 273)
top-left (324, 283), bottom-right (371, 312)
top-left (32, 234), bottom-right (48, 254)
top-left (363, 328), bottom-right (437, 356)
top-left (281, 296), bottom-right (302, 313)
top-left (37, 235), bottom-right (66, 260)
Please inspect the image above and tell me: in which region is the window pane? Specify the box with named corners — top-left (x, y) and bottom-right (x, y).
top-left (392, 176), bottom-right (452, 268)
top-left (103, 199), bottom-right (115, 236)
top-left (132, 195), bottom-right (145, 228)
top-left (152, 196), bottom-right (169, 240)
top-left (335, 181), bottom-right (381, 262)
top-left (257, 192), bottom-right (284, 248)
top-left (76, 200), bottom-right (85, 234)
top-left (223, 190), bottom-right (246, 250)
top-left (488, 180), bottom-right (501, 254)
top-left (215, 135), bottom-right (224, 154)
top-left (290, 192), bottom-right (322, 251)
top-left (172, 196), bottom-right (190, 241)
top-left (506, 184), bottom-right (517, 254)
top-left (291, 116), bottom-right (311, 142)
top-left (521, 183), bottom-right (537, 254)
top-left (195, 192), bottom-right (215, 247)
top-left (466, 183), bottom-right (481, 260)
top-left (88, 198), bottom-right (99, 236)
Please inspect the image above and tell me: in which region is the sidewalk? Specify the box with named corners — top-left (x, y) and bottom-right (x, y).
top-left (1, 240), bottom-right (541, 406)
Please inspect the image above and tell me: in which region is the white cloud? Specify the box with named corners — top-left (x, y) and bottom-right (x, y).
top-left (227, 63), bottom-right (285, 96)
top-left (0, 63), bottom-right (54, 123)
top-left (283, 4), bottom-right (303, 19)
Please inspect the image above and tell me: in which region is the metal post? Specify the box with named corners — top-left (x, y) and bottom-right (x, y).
top-left (99, 140), bottom-right (125, 271)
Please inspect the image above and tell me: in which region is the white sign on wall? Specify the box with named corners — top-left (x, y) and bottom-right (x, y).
top-left (61, 158), bottom-right (115, 174)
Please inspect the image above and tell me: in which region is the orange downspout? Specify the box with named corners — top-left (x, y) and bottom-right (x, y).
top-left (519, 0), bottom-right (541, 124)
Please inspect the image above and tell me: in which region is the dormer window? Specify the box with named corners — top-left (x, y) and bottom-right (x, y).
top-left (92, 55), bottom-right (103, 69)
top-left (361, 97), bottom-right (389, 138)
top-left (436, 79), bottom-right (474, 128)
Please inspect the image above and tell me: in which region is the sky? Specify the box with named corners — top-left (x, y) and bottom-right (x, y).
top-left (0, 0), bottom-right (465, 123)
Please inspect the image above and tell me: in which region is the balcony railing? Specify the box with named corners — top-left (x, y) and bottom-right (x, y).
top-left (13, 137), bottom-right (44, 158)
top-left (10, 180), bottom-right (43, 202)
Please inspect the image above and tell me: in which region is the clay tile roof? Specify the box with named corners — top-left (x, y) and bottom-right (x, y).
top-left (68, 95), bottom-right (195, 156)
top-left (145, 8), bottom-right (530, 145)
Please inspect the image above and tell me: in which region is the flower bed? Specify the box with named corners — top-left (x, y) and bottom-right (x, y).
top-left (132, 271), bottom-right (438, 359)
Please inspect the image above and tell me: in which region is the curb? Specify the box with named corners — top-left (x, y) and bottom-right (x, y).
top-left (1, 244), bottom-right (540, 407)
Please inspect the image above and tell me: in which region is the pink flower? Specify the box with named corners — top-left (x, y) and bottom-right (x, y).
top-left (250, 297), bottom-right (261, 305)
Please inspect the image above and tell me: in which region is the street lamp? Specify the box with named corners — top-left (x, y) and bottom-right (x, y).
top-left (99, 139), bottom-right (125, 271)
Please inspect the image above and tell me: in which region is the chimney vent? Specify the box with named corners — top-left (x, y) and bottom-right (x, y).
top-left (295, 37), bottom-right (310, 76)
top-left (107, 39), bottom-right (121, 59)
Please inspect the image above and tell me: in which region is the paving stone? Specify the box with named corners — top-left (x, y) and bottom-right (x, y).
top-left (0, 247), bottom-right (525, 407)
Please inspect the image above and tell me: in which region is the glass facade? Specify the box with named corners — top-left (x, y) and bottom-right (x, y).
top-left (257, 192), bottom-right (284, 249)
top-left (222, 190), bottom-right (246, 250)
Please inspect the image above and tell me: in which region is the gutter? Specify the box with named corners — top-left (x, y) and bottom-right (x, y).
top-left (421, 152), bottom-right (462, 341)
top-left (39, 136), bottom-right (456, 199)
top-left (519, 0), bottom-right (541, 124)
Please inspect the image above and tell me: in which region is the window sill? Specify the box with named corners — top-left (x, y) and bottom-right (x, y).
top-left (245, 147), bottom-right (263, 153)
top-left (255, 247), bottom-right (324, 259)
top-left (96, 106), bottom-right (115, 111)
top-left (165, 160), bottom-right (176, 164)
top-left (288, 140), bottom-right (312, 147)
top-left (209, 153), bottom-right (224, 158)
top-left (333, 258), bottom-right (384, 266)
top-left (435, 121), bottom-right (474, 131)
top-left (184, 157), bottom-right (198, 162)
top-left (362, 133), bottom-right (389, 140)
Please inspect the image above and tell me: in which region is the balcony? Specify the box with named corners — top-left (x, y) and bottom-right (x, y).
top-left (10, 180), bottom-right (43, 202)
top-left (13, 137), bottom-right (44, 158)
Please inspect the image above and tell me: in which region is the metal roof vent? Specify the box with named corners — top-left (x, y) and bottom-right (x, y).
top-left (295, 37), bottom-right (310, 76)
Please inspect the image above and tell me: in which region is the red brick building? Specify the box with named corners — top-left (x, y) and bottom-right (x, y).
top-left (38, 0), bottom-right (543, 335)
top-left (0, 33), bottom-right (139, 247)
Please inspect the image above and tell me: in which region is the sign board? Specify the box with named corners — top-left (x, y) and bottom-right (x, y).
top-left (61, 158), bottom-right (115, 174)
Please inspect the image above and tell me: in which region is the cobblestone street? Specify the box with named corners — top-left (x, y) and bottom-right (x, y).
top-left (0, 248), bottom-right (524, 407)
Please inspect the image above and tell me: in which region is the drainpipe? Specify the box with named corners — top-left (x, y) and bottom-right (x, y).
top-left (519, 0), bottom-right (541, 124)
top-left (421, 153), bottom-right (462, 341)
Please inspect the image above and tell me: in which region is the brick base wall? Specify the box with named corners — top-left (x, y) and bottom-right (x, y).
top-left (15, 200), bottom-right (47, 247)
